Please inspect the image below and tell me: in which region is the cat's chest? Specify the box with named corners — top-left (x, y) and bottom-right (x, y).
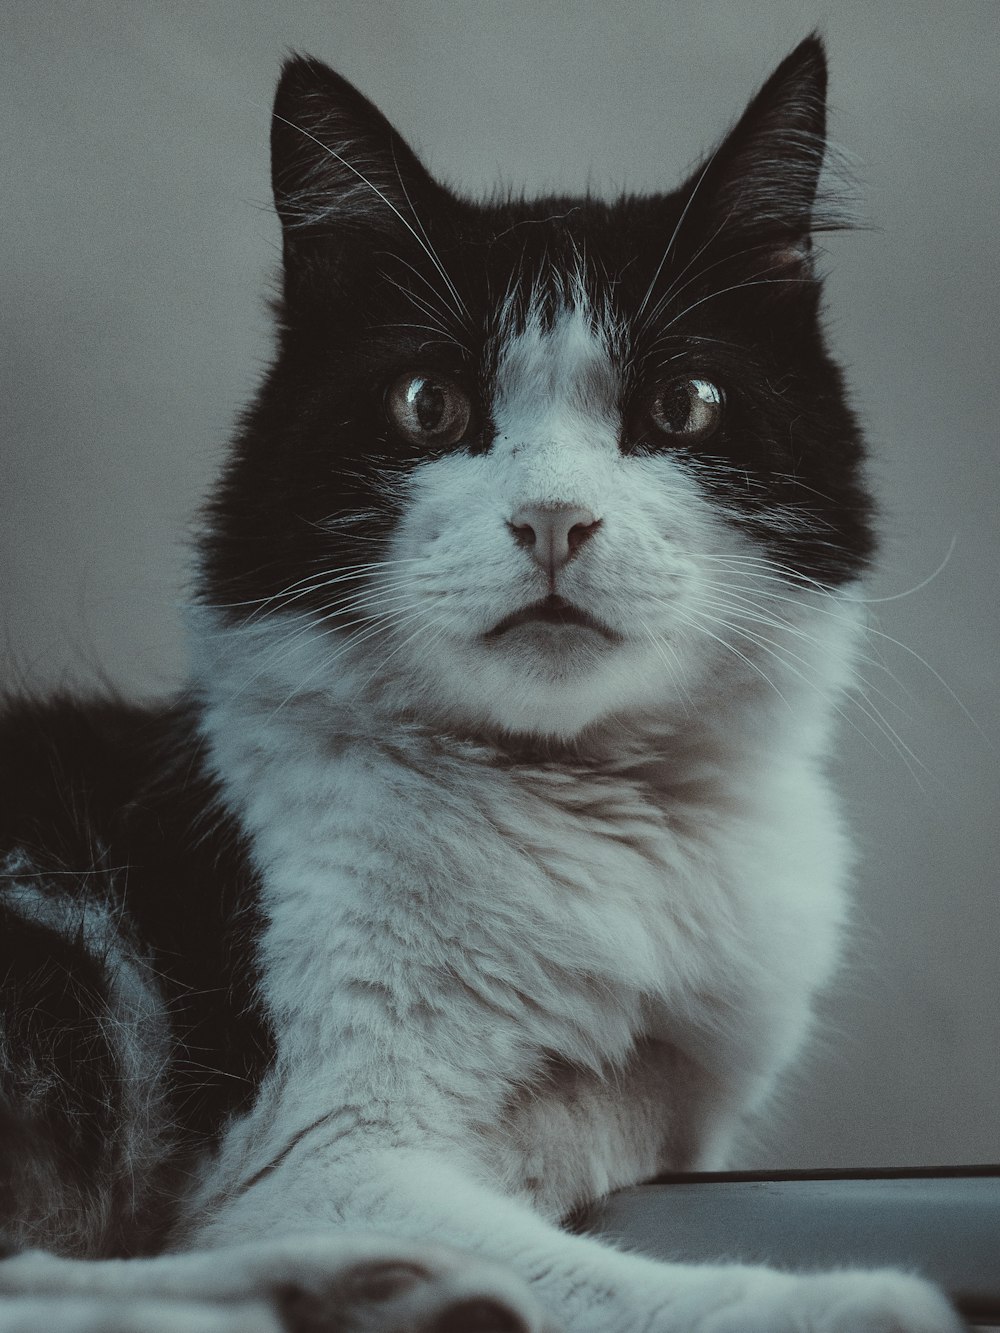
top-left (200, 699), bottom-right (847, 1213)
top-left (223, 720), bottom-right (799, 1072)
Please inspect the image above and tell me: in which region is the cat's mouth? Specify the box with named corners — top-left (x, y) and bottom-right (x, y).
top-left (484, 595), bottom-right (621, 642)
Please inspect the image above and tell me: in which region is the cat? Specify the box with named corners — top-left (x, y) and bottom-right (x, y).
top-left (0, 35), bottom-right (964, 1333)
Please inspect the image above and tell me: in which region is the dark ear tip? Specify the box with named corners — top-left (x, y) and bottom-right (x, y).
top-left (278, 50), bottom-right (332, 81)
top-left (779, 33), bottom-right (828, 92)
top-left (273, 51), bottom-right (351, 111)
top-left (795, 32), bottom-right (828, 65)
top-left (742, 33), bottom-right (827, 136)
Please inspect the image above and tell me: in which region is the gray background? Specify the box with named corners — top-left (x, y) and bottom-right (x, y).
top-left (2, 1), bottom-right (997, 1171)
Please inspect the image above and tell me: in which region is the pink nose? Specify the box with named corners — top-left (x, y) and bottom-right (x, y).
top-left (508, 503), bottom-right (601, 577)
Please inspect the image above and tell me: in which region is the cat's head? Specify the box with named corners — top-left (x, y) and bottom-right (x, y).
top-left (198, 38), bottom-right (874, 741)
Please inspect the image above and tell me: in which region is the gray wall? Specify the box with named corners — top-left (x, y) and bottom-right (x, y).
top-left (3, 1), bottom-right (998, 1171)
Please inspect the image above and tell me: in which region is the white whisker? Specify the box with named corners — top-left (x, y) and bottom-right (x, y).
top-left (272, 110), bottom-right (469, 328)
top-left (682, 597), bottom-right (930, 785)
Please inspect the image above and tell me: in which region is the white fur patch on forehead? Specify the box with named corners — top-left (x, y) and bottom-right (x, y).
top-left (493, 288), bottom-right (621, 432)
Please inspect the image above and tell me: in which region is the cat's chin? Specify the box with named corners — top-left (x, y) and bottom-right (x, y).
top-left (190, 608), bottom-right (658, 743)
top-left (391, 631), bottom-right (690, 742)
top-left (483, 620), bottom-right (621, 660)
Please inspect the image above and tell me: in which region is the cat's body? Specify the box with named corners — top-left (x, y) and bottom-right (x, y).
top-left (0, 38), bottom-right (963, 1332)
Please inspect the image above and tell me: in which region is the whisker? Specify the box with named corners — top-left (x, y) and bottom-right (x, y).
top-left (697, 589), bottom-right (913, 719)
top-left (390, 140), bottom-right (471, 324)
top-left (379, 252), bottom-right (471, 351)
top-left (634, 151), bottom-right (726, 326)
top-left (638, 212), bottom-right (741, 339)
top-left (226, 561), bottom-right (428, 622)
top-left (213, 581), bottom-right (435, 704)
top-left (272, 110), bottom-right (469, 328)
top-left (850, 537), bottom-right (957, 606)
top-left (636, 617), bottom-right (692, 714)
top-left (695, 585), bottom-right (912, 715)
top-left (639, 237), bottom-right (790, 348)
top-left (658, 274), bottom-right (803, 335)
top-left (263, 601), bottom-right (442, 716)
top-left (681, 601), bottom-right (929, 785)
top-left (690, 552), bottom-right (983, 740)
top-left (354, 600), bottom-right (458, 693)
top-left (380, 270), bottom-right (461, 344)
top-left (672, 607), bottom-right (793, 709)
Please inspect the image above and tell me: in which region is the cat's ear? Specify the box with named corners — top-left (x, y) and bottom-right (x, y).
top-left (686, 36), bottom-right (842, 272)
top-left (270, 54), bottom-right (439, 245)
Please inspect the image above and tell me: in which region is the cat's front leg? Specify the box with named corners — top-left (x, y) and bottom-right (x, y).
top-left (538, 1251), bottom-right (964, 1333)
top-left (0, 1233), bottom-right (552, 1332)
top-left (189, 1145), bottom-right (964, 1333)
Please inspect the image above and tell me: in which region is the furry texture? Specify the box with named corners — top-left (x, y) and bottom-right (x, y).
top-left (0, 36), bottom-right (963, 1333)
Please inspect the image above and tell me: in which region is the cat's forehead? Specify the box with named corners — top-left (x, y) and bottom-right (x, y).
top-left (451, 208), bottom-right (635, 381)
top-left (428, 193), bottom-right (700, 378)
top-left (492, 283), bottom-right (620, 426)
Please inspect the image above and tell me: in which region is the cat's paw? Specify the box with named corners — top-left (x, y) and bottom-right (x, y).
top-left (696, 1267), bottom-right (965, 1333)
top-left (791, 1269), bottom-right (964, 1333)
top-left (255, 1232), bottom-right (553, 1332)
top-left (0, 1234), bottom-right (557, 1333)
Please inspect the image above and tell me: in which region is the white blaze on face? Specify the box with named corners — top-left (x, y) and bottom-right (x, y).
top-left (376, 287), bottom-right (710, 732)
top-left (490, 296), bottom-right (621, 511)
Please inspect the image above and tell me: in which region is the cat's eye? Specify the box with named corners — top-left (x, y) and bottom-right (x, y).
top-left (647, 378), bottom-right (724, 442)
top-left (386, 372), bottom-right (472, 447)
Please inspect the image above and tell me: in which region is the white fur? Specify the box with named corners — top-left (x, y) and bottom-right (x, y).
top-left (0, 1232), bottom-right (551, 1331)
top-left (152, 299), bottom-right (963, 1329)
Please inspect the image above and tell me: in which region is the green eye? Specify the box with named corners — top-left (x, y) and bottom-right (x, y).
top-left (386, 372), bottom-right (472, 446)
top-left (648, 378), bottom-right (724, 441)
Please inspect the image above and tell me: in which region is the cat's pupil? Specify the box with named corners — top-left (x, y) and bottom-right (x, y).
top-left (414, 379), bottom-right (445, 431)
top-left (659, 382), bottom-right (693, 433)
top-left (387, 371), bottom-right (470, 446)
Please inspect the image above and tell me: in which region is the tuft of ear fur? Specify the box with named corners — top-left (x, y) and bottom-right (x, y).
top-left (683, 36), bottom-right (852, 271)
top-left (270, 54), bottom-right (439, 245)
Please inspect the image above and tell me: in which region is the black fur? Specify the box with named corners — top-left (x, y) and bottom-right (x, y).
top-left (200, 36), bottom-right (873, 632)
top-left (0, 699), bottom-right (272, 1253)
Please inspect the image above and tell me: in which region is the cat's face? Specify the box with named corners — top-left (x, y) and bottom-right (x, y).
top-left (199, 41), bottom-right (874, 740)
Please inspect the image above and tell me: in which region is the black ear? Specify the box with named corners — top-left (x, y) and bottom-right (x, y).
top-left (684, 37), bottom-right (844, 268)
top-left (270, 54), bottom-right (439, 241)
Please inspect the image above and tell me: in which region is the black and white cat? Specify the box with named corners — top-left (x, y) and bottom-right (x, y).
top-left (0, 37), bottom-right (963, 1332)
